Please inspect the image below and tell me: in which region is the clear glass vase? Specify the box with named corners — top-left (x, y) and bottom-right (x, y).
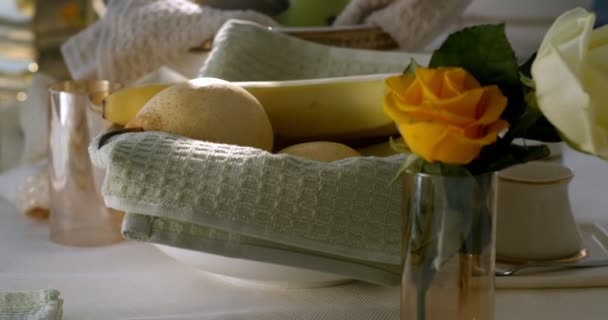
top-left (401, 171), bottom-right (497, 320)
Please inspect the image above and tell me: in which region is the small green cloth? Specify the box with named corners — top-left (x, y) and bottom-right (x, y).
top-left (0, 290), bottom-right (63, 320)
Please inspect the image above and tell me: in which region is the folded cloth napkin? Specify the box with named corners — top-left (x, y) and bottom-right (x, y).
top-left (122, 213), bottom-right (401, 285)
top-left (61, 0), bottom-right (470, 84)
top-left (89, 131), bottom-right (404, 286)
top-left (0, 289), bottom-right (63, 320)
top-left (334, 0), bottom-right (473, 50)
top-left (199, 20), bottom-right (430, 81)
top-left (60, 0), bottom-right (278, 84)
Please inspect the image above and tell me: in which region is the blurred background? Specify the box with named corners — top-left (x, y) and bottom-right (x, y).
top-left (0, 0), bottom-right (100, 172)
top-left (0, 0), bottom-right (605, 173)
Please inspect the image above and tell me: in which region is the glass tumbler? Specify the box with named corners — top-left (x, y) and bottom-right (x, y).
top-left (48, 80), bottom-right (123, 246)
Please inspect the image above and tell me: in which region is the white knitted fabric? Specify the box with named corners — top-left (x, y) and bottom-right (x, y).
top-left (60, 0), bottom-right (278, 84)
top-left (334, 0), bottom-right (473, 50)
top-left (0, 290), bottom-right (63, 320)
top-left (335, 0), bottom-right (394, 25)
top-left (60, 0), bottom-right (473, 84)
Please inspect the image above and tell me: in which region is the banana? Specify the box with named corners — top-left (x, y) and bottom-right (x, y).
top-left (102, 74), bottom-right (398, 141)
top-left (103, 84), bottom-right (170, 126)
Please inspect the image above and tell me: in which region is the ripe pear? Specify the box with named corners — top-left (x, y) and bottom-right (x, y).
top-left (278, 141), bottom-right (360, 162)
top-left (126, 78), bottom-right (274, 151)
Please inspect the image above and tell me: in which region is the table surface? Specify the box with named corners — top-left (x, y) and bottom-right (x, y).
top-left (1, 146), bottom-right (608, 320)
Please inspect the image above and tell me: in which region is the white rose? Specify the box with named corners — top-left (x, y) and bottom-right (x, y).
top-left (532, 8), bottom-right (608, 159)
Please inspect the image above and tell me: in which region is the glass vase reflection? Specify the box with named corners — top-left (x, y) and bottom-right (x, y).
top-left (401, 171), bottom-right (497, 320)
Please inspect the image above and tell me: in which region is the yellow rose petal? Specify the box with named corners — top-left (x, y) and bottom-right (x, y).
top-left (433, 88), bottom-right (485, 120)
top-left (401, 86), bottom-right (505, 127)
top-left (398, 91), bottom-right (484, 127)
top-left (434, 133), bottom-right (486, 163)
top-left (404, 80), bottom-right (424, 105)
top-left (443, 68), bottom-right (481, 97)
top-left (383, 93), bottom-right (415, 125)
top-left (416, 68), bottom-right (445, 101)
top-left (461, 119), bottom-right (509, 142)
top-left (473, 86), bottom-right (508, 125)
top-left (386, 75), bottom-right (415, 100)
top-left (398, 121), bottom-right (482, 164)
top-left (383, 66), bottom-right (508, 164)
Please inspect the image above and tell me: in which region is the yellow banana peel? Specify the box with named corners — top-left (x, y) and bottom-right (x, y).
top-left (103, 84), bottom-right (170, 126)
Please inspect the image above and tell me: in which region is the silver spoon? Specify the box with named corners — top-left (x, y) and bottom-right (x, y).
top-left (495, 259), bottom-right (608, 276)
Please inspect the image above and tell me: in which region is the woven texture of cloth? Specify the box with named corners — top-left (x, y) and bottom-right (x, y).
top-left (199, 20), bottom-right (430, 81)
top-left (60, 0), bottom-right (278, 84)
top-left (60, 0), bottom-right (471, 84)
top-left (89, 131), bottom-right (405, 285)
top-left (335, 0), bottom-right (472, 50)
top-left (0, 290), bottom-right (62, 320)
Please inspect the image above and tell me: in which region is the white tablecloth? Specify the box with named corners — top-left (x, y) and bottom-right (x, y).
top-left (2, 147), bottom-right (608, 320)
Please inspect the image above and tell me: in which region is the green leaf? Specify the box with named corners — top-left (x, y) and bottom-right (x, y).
top-left (520, 73), bottom-right (535, 89)
top-left (429, 24), bottom-right (520, 88)
top-left (519, 52), bottom-right (537, 78)
top-left (467, 143), bottom-right (550, 174)
top-left (429, 24), bottom-right (523, 124)
top-left (390, 153), bottom-right (420, 184)
top-left (502, 91), bottom-right (562, 143)
top-left (514, 64), bottom-right (561, 142)
top-left (389, 136), bottom-right (410, 153)
top-left (403, 58), bottom-right (422, 75)
top-left (420, 162), bottom-right (471, 177)
top-left (520, 114), bottom-right (562, 142)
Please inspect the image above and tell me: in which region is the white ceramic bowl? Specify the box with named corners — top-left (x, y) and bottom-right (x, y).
top-left (153, 244), bottom-right (351, 288)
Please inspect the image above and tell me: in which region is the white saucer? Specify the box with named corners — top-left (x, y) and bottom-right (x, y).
top-left (496, 222), bottom-right (608, 289)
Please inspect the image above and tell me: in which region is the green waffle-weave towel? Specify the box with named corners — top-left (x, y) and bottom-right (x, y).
top-left (0, 290), bottom-right (62, 320)
top-left (199, 20), bottom-right (430, 81)
top-left (90, 131), bottom-right (404, 286)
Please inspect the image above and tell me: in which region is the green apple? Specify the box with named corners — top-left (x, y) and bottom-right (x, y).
top-left (274, 0), bottom-right (350, 27)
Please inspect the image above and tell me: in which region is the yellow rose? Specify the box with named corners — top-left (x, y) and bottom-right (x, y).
top-left (532, 8), bottom-right (608, 159)
top-left (384, 67), bottom-right (509, 164)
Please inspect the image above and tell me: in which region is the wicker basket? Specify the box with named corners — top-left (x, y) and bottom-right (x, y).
top-left (277, 25), bottom-right (398, 50)
top-left (192, 24), bottom-right (398, 52)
